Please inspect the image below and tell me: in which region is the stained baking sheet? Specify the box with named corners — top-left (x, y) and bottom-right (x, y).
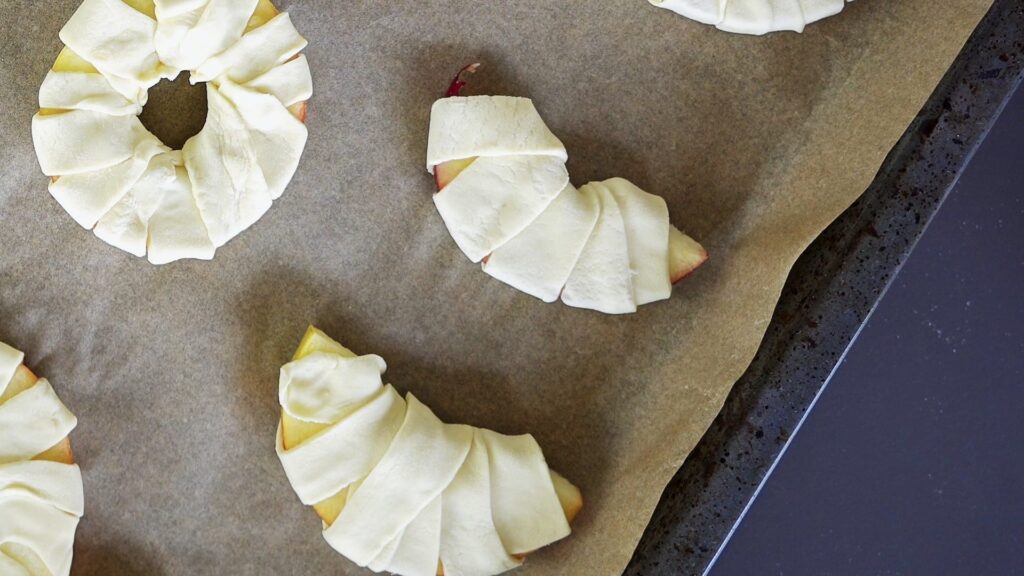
top-left (0, 1), bottom-right (995, 574)
top-left (628, 2), bottom-right (1024, 573)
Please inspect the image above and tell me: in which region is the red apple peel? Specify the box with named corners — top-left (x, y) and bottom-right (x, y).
top-left (445, 63), bottom-right (481, 97)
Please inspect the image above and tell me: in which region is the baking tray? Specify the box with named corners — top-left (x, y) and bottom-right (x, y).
top-left (626, 2), bottom-right (1024, 574)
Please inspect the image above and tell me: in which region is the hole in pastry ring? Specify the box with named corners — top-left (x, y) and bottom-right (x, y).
top-left (31, 0), bottom-right (312, 265)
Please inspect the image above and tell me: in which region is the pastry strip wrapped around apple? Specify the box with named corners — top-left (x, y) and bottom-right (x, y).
top-left (0, 341), bottom-right (84, 576)
top-left (648, 0), bottom-right (852, 35)
top-left (427, 65), bottom-right (708, 315)
top-left (31, 0), bottom-right (311, 264)
top-left (277, 327), bottom-right (582, 576)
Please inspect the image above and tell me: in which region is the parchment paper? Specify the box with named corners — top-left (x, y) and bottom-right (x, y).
top-left (0, 1), bottom-right (992, 574)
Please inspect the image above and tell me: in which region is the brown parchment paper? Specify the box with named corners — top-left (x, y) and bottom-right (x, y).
top-left (0, 1), bottom-right (992, 574)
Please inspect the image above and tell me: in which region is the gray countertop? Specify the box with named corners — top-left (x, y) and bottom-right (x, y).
top-left (709, 72), bottom-right (1024, 576)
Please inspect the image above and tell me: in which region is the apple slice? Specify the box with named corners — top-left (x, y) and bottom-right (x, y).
top-left (288, 101), bottom-right (308, 123)
top-left (433, 156), bottom-right (477, 191)
top-left (247, 0), bottom-right (279, 31)
top-left (121, 0), bottom-right (156, 18)
top-left (669, 225), bottom-right (708, 284)
top-left (52, 46), bottom-right (97, 74)
top-left (550, 470), bottom-right (583, 524)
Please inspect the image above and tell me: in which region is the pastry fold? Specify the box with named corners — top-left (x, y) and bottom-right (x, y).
top-left (0, 342), bottom-right (84, 576)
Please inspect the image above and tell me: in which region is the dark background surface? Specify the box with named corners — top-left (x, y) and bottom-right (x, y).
top-left (708, 74), bottom-right (1024, 576)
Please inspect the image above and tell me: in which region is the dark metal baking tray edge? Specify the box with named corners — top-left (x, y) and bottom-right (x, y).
top-left (626, 2), bottom-right (1024, 575)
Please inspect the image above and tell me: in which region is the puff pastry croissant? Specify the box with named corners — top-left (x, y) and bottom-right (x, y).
top-left (427, 66), bottom-right (708, 314)
top-left (277, 327), bottom-right (582, 576)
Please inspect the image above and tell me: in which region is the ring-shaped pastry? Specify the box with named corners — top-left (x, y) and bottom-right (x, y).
top-left (31, 0), bottom-right (312, 264)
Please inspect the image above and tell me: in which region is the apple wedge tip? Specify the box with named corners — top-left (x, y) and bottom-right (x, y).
top-left (669, 225), bottom-right (708, 284)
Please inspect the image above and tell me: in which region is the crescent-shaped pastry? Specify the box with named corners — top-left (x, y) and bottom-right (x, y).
top-left (276, 327), bottom-right (582, 576)
top-left (427, 66), bottom-right (708, 315)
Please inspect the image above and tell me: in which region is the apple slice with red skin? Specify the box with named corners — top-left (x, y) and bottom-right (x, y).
top-left (433, 156), bottom-right (476, 190)
top-left (669, 225), bottom-right (708, 284)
